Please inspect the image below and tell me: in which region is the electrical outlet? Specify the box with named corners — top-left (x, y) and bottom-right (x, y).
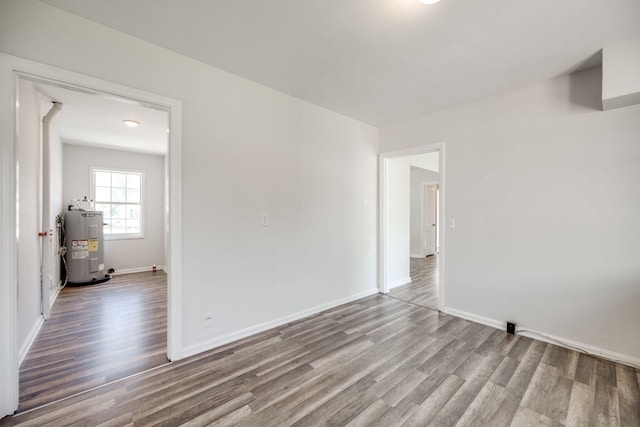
top-left (203, 313), bottom-right (213, 328)
top-left (506, 322), bottom-right (516, 335)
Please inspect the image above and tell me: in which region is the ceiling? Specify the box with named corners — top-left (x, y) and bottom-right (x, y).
top-left (36, 82), bottom-right (168, 155)
top-left (40, 0), bottom-right (640, 127)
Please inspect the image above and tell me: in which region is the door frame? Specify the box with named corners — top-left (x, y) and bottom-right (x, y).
top-left (379, 142), bottom-right (445, 311)
top-left (421, 181), bottom-right (439, 257)
top-left (0, 53), bottom-right (183, 416)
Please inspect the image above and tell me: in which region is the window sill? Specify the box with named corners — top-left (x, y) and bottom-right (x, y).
top-left (104, 234), bottom-right (144, 241)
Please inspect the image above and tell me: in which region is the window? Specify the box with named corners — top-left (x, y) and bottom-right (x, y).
top-left (91, 167), bottom-right (144, 239)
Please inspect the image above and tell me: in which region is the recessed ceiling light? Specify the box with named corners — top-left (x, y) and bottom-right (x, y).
top-left (419, 0), bottom-right (440, 4)
top-left (123, 120), bottom-right (139, 127)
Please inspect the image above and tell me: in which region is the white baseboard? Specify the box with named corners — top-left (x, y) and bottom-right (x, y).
top-left (442, 306), bottom-right (504, 330)
top-left (19, 316), bottom-right (44, 367)
top-left (182, 288), bottom-right (380, 359)
top-left (410, 253), bottom-right (424, 259)
top-left (22, 280), bottom-right (63, 366)
top-left (387, 277), bottom-right (412, 291)
top-left (516, 328), bottom-right (640, 370)
top-left (442, 306), bottom-right (640, 369)
top-left (110, 265), bottom-right (167, 276)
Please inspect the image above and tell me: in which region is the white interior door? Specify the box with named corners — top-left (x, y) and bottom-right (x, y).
top-left (423, 184), bottom-right (437, 256)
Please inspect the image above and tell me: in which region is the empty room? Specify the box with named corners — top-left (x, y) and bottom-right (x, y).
top-left (1, 0), bottom-right (639, 426)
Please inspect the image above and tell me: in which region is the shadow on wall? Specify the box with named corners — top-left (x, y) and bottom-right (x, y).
top-left (569, 58), bottom-right (603, 111)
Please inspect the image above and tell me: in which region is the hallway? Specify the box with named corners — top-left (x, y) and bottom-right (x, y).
top-left (389, 256), bottom-right (439, 310)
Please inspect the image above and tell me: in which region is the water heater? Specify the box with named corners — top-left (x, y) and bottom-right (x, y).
top-left (64, 211), bottom-right (110, 285)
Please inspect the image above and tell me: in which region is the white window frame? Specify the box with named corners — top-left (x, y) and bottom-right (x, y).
top-left (90, 166), bottom-right (145, 240)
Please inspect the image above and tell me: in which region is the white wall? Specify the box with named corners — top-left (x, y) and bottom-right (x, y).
top-left (17, 82), bottom-right (66, 364)
top-left (63, 144), bottom-right (165, 272)
top-left (603, 35), bottom-right (640, 110)
top-left (410, 167), bottom-right (439, 257)
top-left (0, 0), bottom-right (379, 355)
top-left (17, 79), bottom-right (42, 361)
top-left (410, 153), bottom-right (439, 173)
top-left (386, 157), bottom-right (411, 288)
top-left (381, 66), bottom-right (640, 362)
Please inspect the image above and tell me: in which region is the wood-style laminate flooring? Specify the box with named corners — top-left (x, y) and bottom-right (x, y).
top-left (17, 271), bottom-right (168, 412)
top-left (389, 255), bottom-right (439, 310)
top-left (3, 289), bottom-right (639, 426)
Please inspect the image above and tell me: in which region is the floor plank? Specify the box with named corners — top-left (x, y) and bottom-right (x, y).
top-left (17, 271), bottom-right (168, 412)
top-left (3, 266), bottom-right (639, 426)
top-left (388, 255), bottom-right (438, 309)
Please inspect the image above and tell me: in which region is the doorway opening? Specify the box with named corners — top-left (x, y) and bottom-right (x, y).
top-left (0, 53), bottom-right (183, 416)
top-left (17, 78), bottom-right (172, 411)
top-left (379, 143), bottom-right (445, 312)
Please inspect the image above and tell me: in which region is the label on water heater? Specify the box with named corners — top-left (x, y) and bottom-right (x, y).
top-left (88, 239), bottom-right (98, 252)
top-left (72, 250), bottom-right (89, 259)
top-left (71, 240), bottom-right (89, 259)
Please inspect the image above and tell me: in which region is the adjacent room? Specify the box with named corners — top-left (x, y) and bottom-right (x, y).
top-left (384, 150), bottom-right (441, 311)
top-left (14, 79), bottom-right (170, 411)
top-left (1, 0), bottom-right (639, 425)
